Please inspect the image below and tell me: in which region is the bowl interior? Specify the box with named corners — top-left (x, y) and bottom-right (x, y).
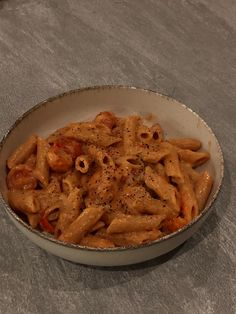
top-left (0, 86), bottom-right (223, 223)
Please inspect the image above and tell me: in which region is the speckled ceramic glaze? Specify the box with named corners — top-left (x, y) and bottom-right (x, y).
top-left (0, 86), bottom-right (224, 266)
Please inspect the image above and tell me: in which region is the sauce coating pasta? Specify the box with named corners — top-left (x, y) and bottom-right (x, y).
top-left (6, 112), bottom-right (213, 247)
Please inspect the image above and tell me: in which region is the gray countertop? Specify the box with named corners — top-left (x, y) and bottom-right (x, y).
top-left (0, 1), bottom-right (235, 313)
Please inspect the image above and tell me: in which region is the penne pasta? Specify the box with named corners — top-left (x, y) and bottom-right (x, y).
top-left (137, 124), bottom-right (153, 144)
top-left (150, 123), bottom-right (163, 143)
top-left (25, 154), bottom-right (37, 169)
top-left (33, 137), bottom-right (50, 187)
top-left (87, 145), bottom-right (115, 169)
top-left (55, 188), bottom-right (83, 235)
top-left (64, 122), bottom-right (121, 147)
top-left (183, 162), bottom-right (201, 183)
top-left (168, 138), bottom-right (201, 151)
top-left (107, 214), bottom-right (166, 234)
top-left (177, 148), bottom-right (210, 168)
top-left (98, 228), bottom-right (163, 246)
top-left (139, 148), bottom-right (169, 163)
top-left (144, 166), bottom-right (180, 212)
top-left (46, 177), bottom-right (61, 194)
top-left (121, 185), bottom-right (177, 217)
top-left (91, 220), bottom-right (105, 232)
top-left (163, 144), bottom-right (183, 183)
top-left (35, 177), bottom-right (61, 212)
top-left (6, 111), bottom-right (213, 247)
top-left (75, 155), bottom-right (91, 173)
top-left (102, 211), bottom-right (127, 225)
top-left (116, 155), bottom-right (144, 178)
top-left (123, 115), bottom-right (140, 155)
top-left (7, 135), bottom-right (37, 169)
top-left (178, 162), bottom-right (199, 222)
top-left (27, 213), bottom-right (40, 228)
top-left (62, 171), bottom-right (81, 194)
top-left (42, 202), bottom-right (61, 222)
top-left (85, 164), bottom-right (117, 206)
top-left (80, 235), bottom-right (115, 248)
top-left (195, 171), bottom-right (213, 211)
top-left (154, 163), bottom-right (169, 182)
top-left (58, 206), bottom-right (105, 244)
top-left (46, 125), bottom-right (73, 144)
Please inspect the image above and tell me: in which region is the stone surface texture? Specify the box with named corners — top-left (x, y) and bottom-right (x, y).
top-left (0, 1), bottom-right (235, 313)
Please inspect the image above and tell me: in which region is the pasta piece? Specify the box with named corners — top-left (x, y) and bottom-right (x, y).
top-left (116, 155), bottom-right (143, 168)
top-left (36, 191), bottom-right (60, 213)
top-left (87, 145), bottom-right (115, 169)
top-left (123, 115), bottom-right (140, 155)
top-left (91, 221), bottom-right (105, 232)
top-left (150, 123), bottom-right (163, 143)
top-left (184, 162), bottom-right (201, 183)
top-left (45, 176), bottom-right (61, 194)
top-left (195, 171), bottom-right (213, 211)
top-left (36, 177), bottom-right (61, 212)
top-left (116, 155), bottom-right (144, 178)
top-left (7, 164), bottom-right (37, 190)
top-left (8, 190), bottom-right (40, 214)
top-left (137, 124), bottom-right (153, 144)
top-left (154, 163), bottom-right (169, 182)
top-left (7, 135), bottom-right (37, 169)
top-left (102, 211), bottom-right (127, 225)
top-left (106, 145), bottom-right (123, 161)
top-left (85, 164), bottom-right (117, 206)
top-left (97, 152), bottom-right (115, 169)
top-left (107, 214), bottom-right (166, 234)
top-left (62, 171), bottom-right (81, 194)
top-left (58, 206), bottom-right (105, 244)
top-left (98, 228), bottom-right (162, 246)
top-left (139, 146), bottom-right (169, 163)
top-left (27, 213), bottom-right (40, 228)
top-left (94, 111), bottom-right (117, 129)
top-left (177, 148), bottom-right (210, 168)
top-left (163, 144), bottom-right (183, 183)
top-left (79, 174), bottom-right (91, 191)
top-left (34, 137), bottom-right (50, 187)
top-left (121, 185), bottom-right (177, 217)
top-left (111, 117), bottom-right (125, 140)
top-left (47, 208), bottom-right (60, 222)
top-left (144, 166), bottom-right (180, 212)
top-left (178, 162), bottom-right (199, 222)
top-left (5, 111), bottom-right (213, 248)
top-left (46, 125), bottom-right (73, 144)
top-left (25, 154), bottom-right (37, 169)
top-left (168, 138), bottom-right (201, 151)
top-left (39, 201), bottom-right (61, 234)
top-left (137, 122), bottom-right (163, 146)
top-left (55, 188), bottom-right (83, 235)
top-left (64, 122), bottom-right (121, 147)
top-left (80, 235), bottom-right (115, 248)
top-left (75, 155), bottom-right (91, 173)
top-left (42, 201), bottom-right (62, 219)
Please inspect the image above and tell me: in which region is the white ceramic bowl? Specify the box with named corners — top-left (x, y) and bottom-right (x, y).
top-left (0, 86), bottom-right (224, 266)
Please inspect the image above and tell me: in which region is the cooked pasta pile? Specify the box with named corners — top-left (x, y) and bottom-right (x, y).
top-left (6, 112), bottom-right (213, 248)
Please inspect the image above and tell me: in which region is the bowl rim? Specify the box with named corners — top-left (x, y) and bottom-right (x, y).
top-left (0, 85), bottom-right (224, 252)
